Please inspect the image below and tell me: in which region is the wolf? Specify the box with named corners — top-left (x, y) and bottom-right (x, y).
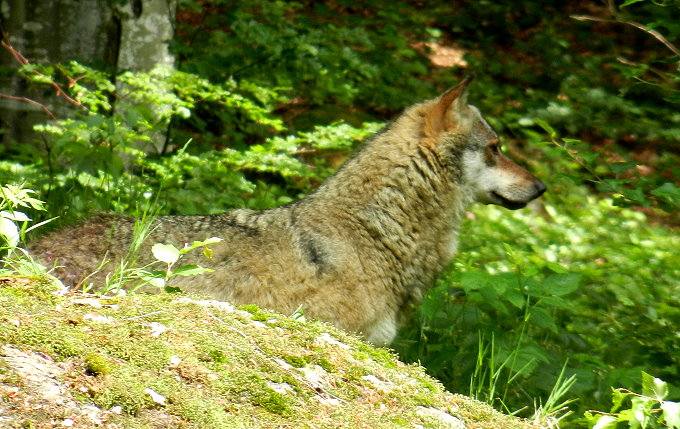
top-left (30, 78), bottom-right (545, 345)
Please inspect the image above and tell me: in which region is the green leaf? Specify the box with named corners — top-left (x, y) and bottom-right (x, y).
top-left (505, 287), bottom-right (526, 309)
top-left (25, 217), bottom-right (57, 234)
top-left (545, 261), bottom-right (568, 274)
top-left (479, 285), bottom-right (508, 314)
top-left (609, 162), bottom-right (638, 174)
top-left (544, 273), bottom-right (581, 296)
top-left (642, 372), bottom-right (668, 400)
top-left (611, 388), bottom-right (629, 413)
top-left (661, 401), bottom-right (680, 429)
top-left (173, 264), bottom-right (214, 277)
top-left (630, 396), bottom-right (654, 428)
top-left (0, 210), bottom-right (31, 222)
top-left (528, 306), bottom-right (558, 333)
top-left (27, 73), bottom-right (54, 84)
top-left (523, 277), bottom-right (545, 297)
top-left (146, 270), bottom-right (167, 278)
top-left (152, 243), bottom-right (181, 264)
top-left (534, 118), bottom-right (556, 138)
top-left (459, 271), bottom-right (491, 291)
top-left (592, 414), bottom-right (618, 429)
top-left (139, 274), bottom-right (165, 288)
top-left (651, 182), bottom-right (680, 203)
top-left (620, 0), bottom-right (645, 7)
top-left (0, 217), bottom-right (19, 247)
top-left (180, 237), bottom-right (223, 254)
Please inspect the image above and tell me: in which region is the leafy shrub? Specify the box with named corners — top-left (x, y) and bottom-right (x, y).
top-left (0, 184), bottom-right (47, 251)
top-left (586, 373), bottom-right (680, 429)
top-left (0, 184), bottom-right (53, 279)
top-left (174, 0), bottom-right (437, 113)
top-left (2, 60), bottom-right (381, 224)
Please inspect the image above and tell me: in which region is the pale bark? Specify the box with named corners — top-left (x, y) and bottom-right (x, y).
top-left (115, 0), bottom-right (177, 154)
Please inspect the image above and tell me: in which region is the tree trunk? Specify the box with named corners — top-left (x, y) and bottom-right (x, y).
top-left (0, 0), bottom-right (176, 151)
top-left (116, 0), bottom-right (175, 71)
top-left (115, 0), bottom-right (177, 154)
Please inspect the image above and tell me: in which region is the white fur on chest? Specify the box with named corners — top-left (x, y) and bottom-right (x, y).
top-left (365, 314), bottom-right (398, 346)
top-left (446, 230), bottom-right (460, 259)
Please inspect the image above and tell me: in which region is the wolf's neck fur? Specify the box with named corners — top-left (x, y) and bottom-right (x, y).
top-left (302, 103), bottom-right (475, 284)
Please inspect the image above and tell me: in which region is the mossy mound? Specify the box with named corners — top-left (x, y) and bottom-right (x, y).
top-left (0, 277), bottom-right (538, 428)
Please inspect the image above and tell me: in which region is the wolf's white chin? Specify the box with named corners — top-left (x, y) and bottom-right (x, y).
top-left (488, 191), bottom-right (528, 210)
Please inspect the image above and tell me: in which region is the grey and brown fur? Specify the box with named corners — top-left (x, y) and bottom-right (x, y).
top-left (30, 78), bottom-right (546, 345)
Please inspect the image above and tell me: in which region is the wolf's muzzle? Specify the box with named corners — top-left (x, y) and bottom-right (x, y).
top-left (491, 179), bottom-right (547, 210)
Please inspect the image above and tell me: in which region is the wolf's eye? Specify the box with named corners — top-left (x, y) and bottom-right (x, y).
top-left (489, 144), bottom-right (500, 153)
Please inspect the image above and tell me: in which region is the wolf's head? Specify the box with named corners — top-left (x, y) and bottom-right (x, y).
top-left (423, 78), bottom-right (546, 210)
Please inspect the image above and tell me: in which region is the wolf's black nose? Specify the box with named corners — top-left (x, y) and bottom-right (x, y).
top-left (534, 179), bottom-right (547, 197)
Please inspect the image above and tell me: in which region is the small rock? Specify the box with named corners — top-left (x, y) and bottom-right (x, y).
top-left (416, 406), bottom-right (465, 429)
top-left (315, 332), bottom-right (350, 349)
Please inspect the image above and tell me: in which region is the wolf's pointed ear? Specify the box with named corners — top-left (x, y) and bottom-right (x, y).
top-left (424, 76), bottom-right (473, 137)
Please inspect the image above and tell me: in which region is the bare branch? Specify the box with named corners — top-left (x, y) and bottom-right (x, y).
top-left (616, 56), bottom-right (674, 84)
top-left (0, 93), bottom-right (56, 120)
top-left (0, 38), bottom-right (88, 113)
top-left (571, 14), bottom-right (680, 57)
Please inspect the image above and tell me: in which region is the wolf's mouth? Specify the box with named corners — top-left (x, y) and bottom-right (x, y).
top-left (490, 191), bottom-right (528, 210)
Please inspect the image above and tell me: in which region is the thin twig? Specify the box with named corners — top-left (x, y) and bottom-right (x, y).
top-left (0, 94), bottom-right (56, 120)
top-left (123, 310), bottom-right (165, 321)
top-left (0, 38), bottom-right (88, 111)
top-left (137, 324), bottom-right (224, 335)
top-left (288, 148), bottom-right (319, 156)
top-left (616, 56), bottom-right (674, 84)
top-left (571, 14), bottom-right (680, 56)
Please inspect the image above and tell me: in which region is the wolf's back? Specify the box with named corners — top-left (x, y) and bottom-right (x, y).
top-left (29, 204), bottom-right (393, 339)
top-left (29, 209), bottom-right (273, 289)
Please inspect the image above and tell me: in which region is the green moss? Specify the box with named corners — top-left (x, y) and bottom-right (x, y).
top-left (44, 332), bottom-right (86, 358)
top-left (315, 357), bottom-right (334, 373)
top-left (392, 417), bottom-right (410, 426)
top-left (98, 297), bottom-right (122, 306)
top-left (0, 360), bottom-right (23, 387)
top-left (84, 352), bottom-right (113, 376)
top-left (252, 389), bottom-right (292, 416)
top-left (412, 393), bottom-right (435, 407)
top-left (345, 365), bottom-right (369, 382)
top-left (419, 378), bottom-right (439, 392)
top-left (239, 304), bottom-right (260, 314)
top-left (281, 354), bottom-right (306, 368)
top-left (95, 367), bottom-right (151, 415)
top-left (103, 328), bottom-right (172, 371)
top-left (229, 374), bottom-right (294, 416)
top-left (353, 351), bottom-right (369, 361)
top-left (171, 397), bottom-right (234, 426)
top-left (356, 343), bottom-right (398, 368)
top-left (239, 303), bottom-right (271, 322)
top-left (0, 276), bottom-right (61, 303)
top-left (205, 348), bottom-right (228, 364)
top-left (0, 277), bottom-right (536, 428)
